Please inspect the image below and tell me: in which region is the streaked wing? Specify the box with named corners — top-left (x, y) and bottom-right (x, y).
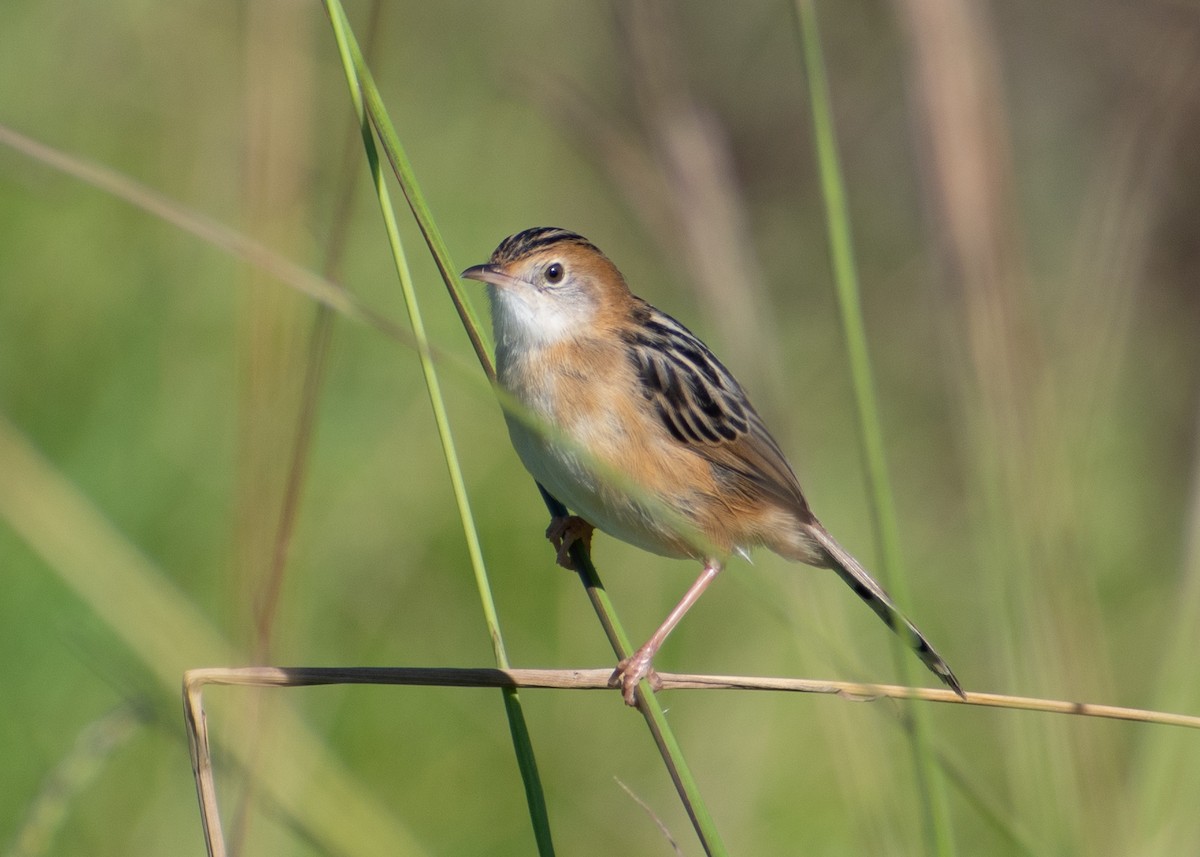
top-left (620, 301), bottom-right (812, 517)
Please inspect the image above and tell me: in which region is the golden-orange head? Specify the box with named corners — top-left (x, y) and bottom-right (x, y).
top-left (462, 228), bottom-right (634, 349)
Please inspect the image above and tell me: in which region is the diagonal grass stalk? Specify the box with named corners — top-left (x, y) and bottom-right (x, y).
top-left (0, 413), bottom-right (430, 856)
top-left (323, 5), bottom-right (556, 854)
top-left (6, 704), bottom-right (145, 857)
top-left (792, 0), bottom-right (956, 853)
top-left (322, 2), bottom-right (728, 853)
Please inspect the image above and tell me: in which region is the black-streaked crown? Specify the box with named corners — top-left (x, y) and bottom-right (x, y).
top-left (489, 227), bottom-right (602, 266)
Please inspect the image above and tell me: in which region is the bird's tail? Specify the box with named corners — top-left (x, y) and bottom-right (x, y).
top-left (806, 524), bottom-right (964, 698)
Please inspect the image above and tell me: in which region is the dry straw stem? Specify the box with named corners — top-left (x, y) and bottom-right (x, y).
top-left (184, 665), bottom-right (1200, 857)
top-left (183, 662), bottom-right (1200, 856)
top-left (184, 666), bottom-right (1200, 729)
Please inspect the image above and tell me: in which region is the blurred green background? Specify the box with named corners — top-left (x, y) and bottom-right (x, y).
top-left (2, 1), bottom-right (1199, 855)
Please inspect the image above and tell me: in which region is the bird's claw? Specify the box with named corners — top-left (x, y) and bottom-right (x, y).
top-left (545, 515), bottom-right (594, 570)
top-left (609, 649), bottom-right (664, 706)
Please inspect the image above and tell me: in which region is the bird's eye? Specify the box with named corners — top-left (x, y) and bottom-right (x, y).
top-left (545, 262), bottom-right (565, 284)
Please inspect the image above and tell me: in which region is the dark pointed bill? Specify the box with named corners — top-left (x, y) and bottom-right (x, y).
top-left (461, 264), bottom-right (525, 290)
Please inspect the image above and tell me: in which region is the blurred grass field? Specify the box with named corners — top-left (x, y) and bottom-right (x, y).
top-left (2, 1), bottom-right (1199, 855)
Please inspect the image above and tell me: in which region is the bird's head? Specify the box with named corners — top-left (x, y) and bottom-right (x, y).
top-left (462, 227), bottom-right (632, 350)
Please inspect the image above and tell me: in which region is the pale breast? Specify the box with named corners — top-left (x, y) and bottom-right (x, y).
top-left (495, 338), bottom-right (711, 559)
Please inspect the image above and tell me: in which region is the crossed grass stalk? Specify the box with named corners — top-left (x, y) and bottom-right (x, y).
top-left (186, 4), bottom-right (1200, 856)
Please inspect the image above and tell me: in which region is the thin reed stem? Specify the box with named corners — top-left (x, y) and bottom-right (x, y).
top-left (322, 4), bottom-right (729, 853)
top-left (323, 5), bottom-right (555, 853)
top-left (793, 0), bottom-right (956, 852)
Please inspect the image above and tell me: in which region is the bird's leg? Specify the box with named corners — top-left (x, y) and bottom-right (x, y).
top-left (611, 559), bottom-right (724, 706)
top-left (545, 515), bottom-right (594, 570)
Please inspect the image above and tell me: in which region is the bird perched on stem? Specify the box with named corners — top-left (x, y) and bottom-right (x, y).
top-left (463, 227), bottom-right (963, 706)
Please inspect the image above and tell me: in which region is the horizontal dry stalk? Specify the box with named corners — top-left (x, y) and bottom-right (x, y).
top-left (185, 666), bottom-right (1200, 729)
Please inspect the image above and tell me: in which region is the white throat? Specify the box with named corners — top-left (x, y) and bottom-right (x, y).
top-left (488, 284), bottom-right (590, 354)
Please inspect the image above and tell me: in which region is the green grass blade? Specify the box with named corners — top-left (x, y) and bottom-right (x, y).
top-left (323, 6), bottom-right (556, 853)
top-left (0, 414), bottom-right (431, 856)
top-left (7, 705), bottom-right (144, 857)
top-left (324, 6), bottom-right (493, 383)
top-left (323, 4), bottom-right (727, 853)
top-left (792, 0), bottom-right (956, 852)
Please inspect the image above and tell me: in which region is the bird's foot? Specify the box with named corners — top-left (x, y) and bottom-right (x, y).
top-left (608, 647), bottom-right (664, 707)
top-left (545, 515), bottom-right (594, 570)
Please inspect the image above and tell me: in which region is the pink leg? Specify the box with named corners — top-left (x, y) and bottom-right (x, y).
top-left (611, 559), bottom-right (724, 706)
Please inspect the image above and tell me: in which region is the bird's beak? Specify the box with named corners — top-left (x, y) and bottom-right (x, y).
top-left (461, 263), bottom-right (523, 290)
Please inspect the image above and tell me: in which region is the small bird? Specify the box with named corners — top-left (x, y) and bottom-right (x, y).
top-left (463, 227), bottom-right (963, 705)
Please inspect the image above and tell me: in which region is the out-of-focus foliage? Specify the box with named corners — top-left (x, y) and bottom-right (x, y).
top-left (1, 1), bottom-right (1198, 855)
